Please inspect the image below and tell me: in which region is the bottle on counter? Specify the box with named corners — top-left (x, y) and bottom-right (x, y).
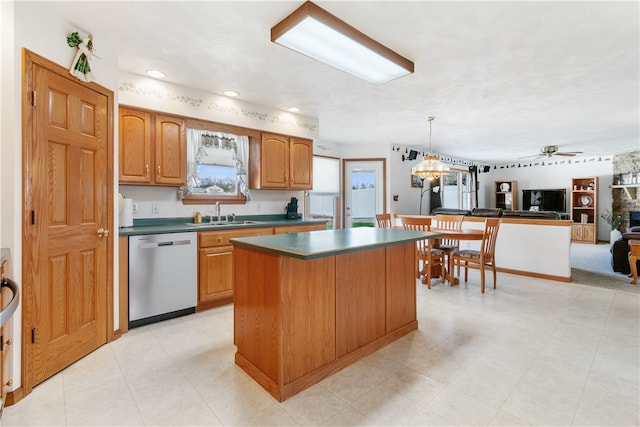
top-left (194, 211), bottom-right (202, 224)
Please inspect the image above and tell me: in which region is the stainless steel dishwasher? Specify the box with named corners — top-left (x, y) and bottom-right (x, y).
top-left (129, 232), bottom-right (197, 328)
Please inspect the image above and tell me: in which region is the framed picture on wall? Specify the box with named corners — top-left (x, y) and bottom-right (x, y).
top-left (411, 175), bottom-right (423, 188)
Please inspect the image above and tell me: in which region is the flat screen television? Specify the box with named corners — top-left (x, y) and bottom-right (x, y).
top-left (522, 189), bottom-right (566, 212)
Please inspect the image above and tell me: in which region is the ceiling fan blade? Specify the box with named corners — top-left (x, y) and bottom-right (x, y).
top-left (555, 151), bottom-right (583, 157)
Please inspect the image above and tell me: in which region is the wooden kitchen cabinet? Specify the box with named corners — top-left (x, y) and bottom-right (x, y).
top-left (274, 223), bottom-right (327, 234)
top-left (249, 133), bottom-right (313, 189)
top-left (197, 227), bottom-right (273, 311)
top-left (119, 107), bottom-right (187, 186)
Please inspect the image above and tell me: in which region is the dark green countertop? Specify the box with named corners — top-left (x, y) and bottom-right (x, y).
top-left (230, 228), bottom-right (442, 260)
top-left (118, 215), bottom-right (327, 236)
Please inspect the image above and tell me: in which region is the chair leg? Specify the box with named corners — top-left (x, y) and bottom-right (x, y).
top-left (480, 265), bottom-right (485, 293)
top-left (464, 261), bottom-right (469, 282)
top-left (492, 264), bottom-right (497, 289)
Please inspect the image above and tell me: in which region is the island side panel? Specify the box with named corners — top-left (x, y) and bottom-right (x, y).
top-left (280, 255), bottom-right (336, 384)
top-left (234, 246), bottom-right (281, 385)
top-left (335, 247), bottom-right (387, 358)
top-left (386, 242), bottom-right (417, 332)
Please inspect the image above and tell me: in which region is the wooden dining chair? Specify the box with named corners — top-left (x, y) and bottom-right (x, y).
top-left (375, 213), bottom-right (392, 229)
top-left (451, 218), bottom-right (501, 293)
top-left (433, 214), bottom-right (465, 277)
top-left (400, 216), bottom-right (445, 288)
top-left (629, 240), bottom-right (640, 285)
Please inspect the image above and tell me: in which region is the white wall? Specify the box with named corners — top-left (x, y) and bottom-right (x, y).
top-left (1, 0), bottom-right (120, 393)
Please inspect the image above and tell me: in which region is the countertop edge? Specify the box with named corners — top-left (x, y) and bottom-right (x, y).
top-left (230, 229), bottom-right (442, 260)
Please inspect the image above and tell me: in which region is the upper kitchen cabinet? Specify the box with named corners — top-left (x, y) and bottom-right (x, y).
top-left (119, 107), bottom-right (187, 186)
top-left (249, 133), bottom-right (313, 190)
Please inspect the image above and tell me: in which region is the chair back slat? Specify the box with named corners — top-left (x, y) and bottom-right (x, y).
top-left (375, 213), bottom-right (392, 228)
top-left (481, 218), bottom-right (501, 261)
top-left (434, 214), bottom-right (464, 248)
top-left (400, 216), bottom-right (432, 256)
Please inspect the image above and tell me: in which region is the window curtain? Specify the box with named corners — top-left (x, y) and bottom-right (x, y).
top-left (234, 135), bottom-right (250, 200)
top-left (178, 129), bottom-right (250, 200)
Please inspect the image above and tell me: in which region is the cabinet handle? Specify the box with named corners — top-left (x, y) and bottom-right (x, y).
top-left (97, 228), bottom-right (110, 237)
top-left (145, 164), bottom-right (149, 176)
top-left (157, 165), bottom-right (161, 175)
top-left (5, 339), bottom-right (11, 346)
top-left (5, 380), bottom-right (12, 387)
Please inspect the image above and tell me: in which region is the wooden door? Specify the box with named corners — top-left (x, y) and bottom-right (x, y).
top-left (119, 107), bottom-right (152, 184)
top-left (261, 133), bottom-right (289, 188)
top-left (23, 50), bottom-right (113, 391)
top-left (154, 113), bottom-right (186, 185)
top-left (289, 138), bottom-right (312, 189)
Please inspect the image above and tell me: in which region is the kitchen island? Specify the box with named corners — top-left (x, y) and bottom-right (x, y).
top-left (231, 227), bottom-right (439, 401)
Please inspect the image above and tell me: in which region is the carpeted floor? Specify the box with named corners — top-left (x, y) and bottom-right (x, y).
top-left (571, 242), bottom-right (639, 293)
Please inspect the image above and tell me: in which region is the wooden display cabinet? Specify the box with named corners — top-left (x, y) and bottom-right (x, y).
top-left (570, 177), bottom-right (598, 244)
top-left (494, 180), bottom-right (517, 210)
top-left (119, 107), bottom-right (187, 186)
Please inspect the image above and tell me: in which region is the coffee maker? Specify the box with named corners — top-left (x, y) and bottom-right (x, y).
top-left (285, 197), bottom-right (299, 219)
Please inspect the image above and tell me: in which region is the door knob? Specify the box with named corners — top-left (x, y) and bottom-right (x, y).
top-left (97, 228), bottom-right (110, 237)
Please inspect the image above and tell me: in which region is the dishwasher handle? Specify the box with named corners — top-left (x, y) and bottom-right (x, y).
top-left (138, 239), bottom-right (193, 249)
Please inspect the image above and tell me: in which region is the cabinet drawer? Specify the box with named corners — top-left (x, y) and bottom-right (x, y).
top-left (199, 227), bottom-right (273, 247)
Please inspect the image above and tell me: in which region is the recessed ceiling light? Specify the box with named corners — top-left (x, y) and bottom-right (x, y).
top-left (287, 107), bottom-right (300, 113)
top-left (223, 90), bottom-right (239, 97)
top-left (146, 69), bottom-right (166, 79)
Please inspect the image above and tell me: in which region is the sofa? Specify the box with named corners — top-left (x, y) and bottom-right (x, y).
top-left (612, 226), bottom-right (640, 274)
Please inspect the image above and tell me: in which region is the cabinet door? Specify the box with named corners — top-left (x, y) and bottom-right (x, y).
top-left (154, 114), bottom-right (186, 185)
top-left (571, 224), bottom-right (583, 241)
top-left (582, 225), bottom-right (596, 243)
top-left (261, 133), bottom-right (289, 188)
top-left (119, 108), bottom-right (152, 184)
top-left (198, 245), bottom-right (234, 310)
top-left (289, 138), bottom-right (313, 189)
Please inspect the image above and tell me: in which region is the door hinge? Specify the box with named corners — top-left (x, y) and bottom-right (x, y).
top-left (32, 90), bottom-right (37, 106)
top-left (31, 210), bottom-right (36, 225)
top-left (31, 328), bottom-right (36, 343)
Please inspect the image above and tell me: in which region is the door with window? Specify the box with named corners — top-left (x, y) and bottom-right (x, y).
top-left (343, 159), bottom-right (386, 228)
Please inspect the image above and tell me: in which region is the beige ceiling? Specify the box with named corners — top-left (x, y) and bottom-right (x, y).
top-left (43, 0), bottom-right (639, 163)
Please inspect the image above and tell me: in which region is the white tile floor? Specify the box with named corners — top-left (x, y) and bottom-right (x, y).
top-left (3, 270), bottom-right (639, 426)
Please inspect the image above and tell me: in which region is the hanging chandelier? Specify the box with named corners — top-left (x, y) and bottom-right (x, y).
top-left (411, 116), bottom-right (450, 181)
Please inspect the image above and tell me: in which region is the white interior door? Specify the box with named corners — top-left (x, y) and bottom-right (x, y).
top-left (343, 160), bottom-right (385, 228)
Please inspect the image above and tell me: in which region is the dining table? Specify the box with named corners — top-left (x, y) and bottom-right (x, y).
top-left (426, 228), bottom-right (485, 285)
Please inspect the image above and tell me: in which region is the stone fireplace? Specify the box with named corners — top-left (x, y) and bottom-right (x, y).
top-left (612, 151), bottom-right (640, 231)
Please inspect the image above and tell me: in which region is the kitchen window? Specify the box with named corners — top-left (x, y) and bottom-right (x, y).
top-left (179, 128), bottom-right (250, 205)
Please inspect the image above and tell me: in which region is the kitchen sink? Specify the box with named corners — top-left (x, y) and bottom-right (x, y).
top-left (185, 220), bottom-right (263, 227)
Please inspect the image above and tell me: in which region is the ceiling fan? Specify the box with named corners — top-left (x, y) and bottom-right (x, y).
top-left (524, 145), bottom-right (583, 159)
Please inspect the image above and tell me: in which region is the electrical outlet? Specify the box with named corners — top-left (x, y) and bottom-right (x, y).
top-left (132, 203), bottom-right (138, 214)
top-left (152, 203), bottom-right (160, 214)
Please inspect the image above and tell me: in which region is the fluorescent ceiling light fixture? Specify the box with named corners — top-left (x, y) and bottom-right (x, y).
top-left (271, 1), bottom-right (414, 85)
top-left (287, 107), bottom-right (300, 113)
top-left (223, 90), bottom-right (239, 97)
top-left (146, 69), bottom-right (166, 79)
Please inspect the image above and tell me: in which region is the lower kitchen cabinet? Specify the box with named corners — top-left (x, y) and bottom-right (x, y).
top-left (274, 223), bottom-right (327, 234)
top-left (197, 227), bottom-right (273, 311)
